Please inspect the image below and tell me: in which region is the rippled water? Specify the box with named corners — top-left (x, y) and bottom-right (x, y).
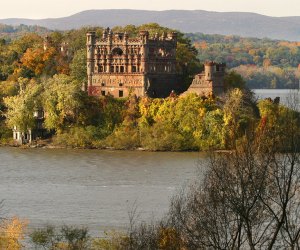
top-left (0, 147), bottom-right (206, 235)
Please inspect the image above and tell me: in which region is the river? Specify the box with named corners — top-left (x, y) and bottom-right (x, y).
top-left (1, 89), bottom-right (298, 241)
top-left (253, 89), bottom-right (300, 107)
top-left (0, 147), bottom-right (205, 236)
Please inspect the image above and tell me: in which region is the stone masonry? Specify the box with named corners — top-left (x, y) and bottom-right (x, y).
top-left (85, 28), bottom-right (179, 98)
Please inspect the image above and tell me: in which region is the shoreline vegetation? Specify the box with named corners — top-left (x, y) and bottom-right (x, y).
top-left (0, 23), bottom-right (300, 151)
top-left (2, 87), bottom-right (299, 152)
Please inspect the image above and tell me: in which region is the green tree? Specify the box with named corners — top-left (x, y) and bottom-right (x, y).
top-left (3, 78), bottom-right (42, 132)
top-left (42, 74), bottom-right (82, 131)
top-left (70, 48), bottom-right (87, 83)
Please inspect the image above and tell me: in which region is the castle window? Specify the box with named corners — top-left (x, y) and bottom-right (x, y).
top-left (112, 47), bottom-right (123, 56)
top-left (119, 83), bottom-right (123, 87)
top-left (110, 66), bottom-right (114, 72)
top-left (120, 66), bottom-right (124, 73)
top-left (119, 90), bottom-right (123, 97)
top-left (132, 66), bottom-right (136, 72)
top-left (101, 91), bottom-right (106, 96)
top-left (101, 82), bottom-right (105, 86)
top-left (116, 66), bottom-right (119, 73)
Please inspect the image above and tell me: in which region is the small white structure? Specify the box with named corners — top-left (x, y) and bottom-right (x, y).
top-left (13, 126), bottom-right (33, 144)
top-left (12, 109), bottom-right (45, 145)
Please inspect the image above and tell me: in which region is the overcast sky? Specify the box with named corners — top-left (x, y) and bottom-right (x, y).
top-left (1, 0), bottom-right (300, 19)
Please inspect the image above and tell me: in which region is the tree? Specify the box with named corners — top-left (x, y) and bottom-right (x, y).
top-left (0, 217), bottom-right (27, 250)
top-left (168, 101), bottom-right (300, 249)
top-left (224, 71), bottom-right (246, 90)
top-left (70, 48), bottom-right (87, 83)
top-left (42, 74), bottom-right (82, 131)
top-left (4, 78), bottom-right (42, 132)
top-left (30, 225), bottom-right (90, 250)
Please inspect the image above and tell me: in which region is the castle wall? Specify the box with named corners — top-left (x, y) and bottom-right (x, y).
top-left (86, 28), bottom-right (179, 98)
top-left (88, 73), bottom-right (145, 97)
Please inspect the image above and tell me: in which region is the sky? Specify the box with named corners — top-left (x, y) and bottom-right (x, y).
top-left (1, 0), bottom-right (300, 19)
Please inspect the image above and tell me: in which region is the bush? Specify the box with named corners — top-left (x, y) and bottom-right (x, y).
top-left (30, 225), bottom-right (90, 250)
top-left (104, 127), bottom-right (140, 150)
top-left (53, 126), bottom-right (104, 148)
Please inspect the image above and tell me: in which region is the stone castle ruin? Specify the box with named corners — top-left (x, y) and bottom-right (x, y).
top-left (85, 28), bottom-right (226, 98)
top-left (184, 61), bottom-right (226, 96)
top-left (85, 28), bottom-right (178, 98)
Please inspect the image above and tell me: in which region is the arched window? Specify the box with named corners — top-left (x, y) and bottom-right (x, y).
top-left (111, 47), bottom-right (123, 56)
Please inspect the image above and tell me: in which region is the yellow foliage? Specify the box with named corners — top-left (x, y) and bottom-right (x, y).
top-left (92, 230), bottom-right (129, 250)
top-left (54, 242), bottom-right (69, 249)
top-left (158, 227), bottom-right (181, 249)
top-left (0, 217), bottom-right (28, 250)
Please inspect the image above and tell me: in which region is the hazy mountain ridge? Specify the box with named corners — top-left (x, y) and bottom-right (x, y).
top-left (0, 9), bottom-right (300, 41)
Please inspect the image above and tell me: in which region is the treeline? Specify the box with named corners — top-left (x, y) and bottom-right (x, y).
top-left (0, 24), bottom-right (49, 34)
top-left (187, 32), bottom-right (300, 89)
top-left (187, 32), bottom-right (300, 68)
top-left (0, 24), bottom-right (50, 41)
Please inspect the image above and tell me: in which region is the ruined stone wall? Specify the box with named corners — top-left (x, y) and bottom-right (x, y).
top-left (86, 28), bottom-right (178, 98)
top-left (184, 62), bottom-right (226, 96)
top-left (88, 73), bottom-right (145, 97)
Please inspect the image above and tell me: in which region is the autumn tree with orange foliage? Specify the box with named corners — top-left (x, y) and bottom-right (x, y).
top-left (0, 217), bottom-right (27, 250)
top-left (19, 46), bottom-right (69, 78)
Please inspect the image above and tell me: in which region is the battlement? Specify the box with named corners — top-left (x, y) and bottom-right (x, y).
top-left (184, 61), bottom-right (226, 96)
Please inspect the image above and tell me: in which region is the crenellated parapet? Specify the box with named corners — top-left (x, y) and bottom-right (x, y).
top-left (184, 61), bottom-right (226, 97)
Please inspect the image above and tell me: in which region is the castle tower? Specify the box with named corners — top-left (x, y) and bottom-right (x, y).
top-left (139, 31), bottom-right (149, 73)
top-left (204, 61), bottom-right (214, 81)
top-left (86, 31), bottom-right (96, 92)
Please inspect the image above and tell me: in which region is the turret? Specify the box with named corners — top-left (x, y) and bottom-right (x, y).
top-left (124, 32), bottom-right (129, 41)
top-left (102, 28), bottom-right (109, 39)
top-left (86, 31), bottom-right (96, 91)
top-left (139, 31), bottom-right (149, 73)
top-left (108, 28), bottom-right (113, 43)
top-left (204, 61), bottom-right (215, 81)
top-left (161, 32), bottom-right (167, 40)
top-left (139, 30), bottom-right (149, 43)
top-left (168, 32), bottom-right (177, 43)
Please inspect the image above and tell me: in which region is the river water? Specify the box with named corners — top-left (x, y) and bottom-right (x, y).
top-left (1, 89), bottom-right (298, 240)
top-left (0, 147), bottom-right (205, 236)
top-left (253, 89), bottom-right (300, 107)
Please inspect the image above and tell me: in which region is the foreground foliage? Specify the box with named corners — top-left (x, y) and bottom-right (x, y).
top-left (0, 217), bottom-right (27, 250)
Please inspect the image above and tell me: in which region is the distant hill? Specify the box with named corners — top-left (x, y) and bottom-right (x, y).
top-left (0, 9), bottom-right (300, 41)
